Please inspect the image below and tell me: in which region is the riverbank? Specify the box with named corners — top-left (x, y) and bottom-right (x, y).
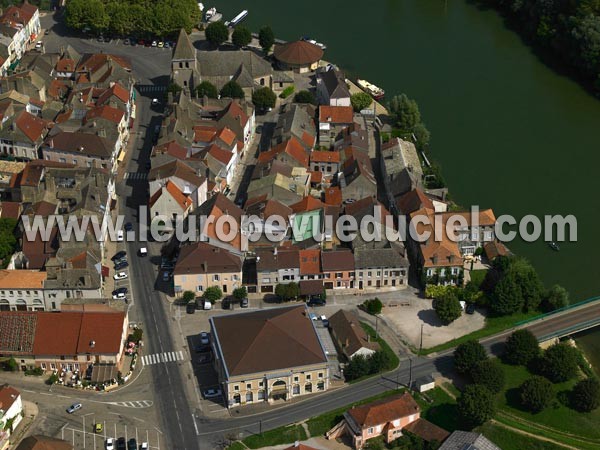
top-left (574, 328), bottom-right (600, 377)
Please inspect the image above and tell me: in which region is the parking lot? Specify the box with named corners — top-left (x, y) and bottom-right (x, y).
top-left (60, 419), bottom-right (161, 450)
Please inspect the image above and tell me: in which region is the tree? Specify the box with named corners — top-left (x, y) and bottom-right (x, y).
top-left (519, 376), bottom-right (554, 413)
top-left (413, 122), bottom-right (431, 151)
top-left (433, 290), bottom-right (462, 325)
top-left (220, 80), bottom-right (245, 99)
top-left (205, 21), bottom-right (229, 47)
top-left (350, 92), bottom-right (372, 112)
top-left (233, 287), bottom-right (247, 301)
top-left (368, 351), bottom-right (393, 374)
top-left (361, 298), bottom-right (383, 315)
top-left (389, 94), bottom-right (421, 131)
top-left (203, 286), bottom-right (222, 303)
top-left (470, 359), bottom-right (505, 393)
top-left (65, 0), bottom-right (109, 33)
top-left (294, 90), bottom-right (316, 104)
top-left (344, 354), bottom-right (370, 381)
top-left (571, 378), bottom-right (600, 412)
top-left (454, 340), bottom-right (487, 374)
top-left (504, 329), bottom-right (541, 366)
top-left (4, 357), bottom-right (17, 372)
top-left (275, 282), bottom-right (299, 301)
top-left (490, 271), bottom-right (523, 315)
top-left (541, 343), bottom-right (580, 383)
top-left (196, 81), bottom-right (218, 99)
top-left (182, 291), bottom-right (195, 303)
top-left (543, 284), bottom-right (569, 312)
top-left (510, 258), bottom-right (544, 312)
top-left (0, 218), bottom-right (17, 267)
top-left (232, 25), bottom-right (252, 48)
top-left (258, 26), bottom-right (275, 54)
top-left (252, 87), bottom-right (277, 111)
top-left (458, 384), bottom-right (496, 428)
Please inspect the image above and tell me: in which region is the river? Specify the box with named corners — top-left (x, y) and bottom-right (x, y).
top-left (213, 0), bottom-right (600, 302)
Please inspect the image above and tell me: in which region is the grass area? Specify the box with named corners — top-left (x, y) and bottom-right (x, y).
top-left (227, 442), bottom-right (246, 450)
top-left (306, 389), bottom-right (402, 437)
top-left (242, 424), bottom-right (307, 449)
top-left (469, 269), bottom-right (488, 287)
top-left (478, 423), bottom-right (567, 450)
top-left (362, 322), bottom-right (400, 369)
top-left (416, 385), bottom-right (461, 432)
top-left (421, 310), bottom-right (539, 355)
top-left (496, 360), bottom-right (600, 442)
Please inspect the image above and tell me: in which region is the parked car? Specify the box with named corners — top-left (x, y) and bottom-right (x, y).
top-left (466, 303), bottom-right (476, 315)
top-left (222, 298), bottom-right (231, 309)
top-left (112, 292), bottom-right (126, 300)
top-left (116, 438), bottom-right (126, 450)
top-left (158, 41), bottom-right (164, 48)
top-left (162, 271), bottom-right (172, 282)
top-left (140, 443), bottom-right (148, 450)
top-left (186, 302), bottom-right (196, 314)
top-left (137, 39), bottom-right (145, 46)
top-left (127, 438), bottom-right (137, 450)
top-left (151, 98), bottom-right (159, 106)
top-left (151, 40), bottom-right (157, 47)
top-left (35, 41), bottom-right (42, 49)
top-left (66, 403), bottom-right (82, 413)
top-left (112, 287), bottom-right (128, 296)
top-left (307, 296), bottom-right (326, 307)
top-left (44, 28), bottom-right (50, 35)
top-left (139, 247), bottom-right (148, 257)
top-left (203, 388), bottom-right (222, 399)
top-left (123, 38), bottom-right (130, 45)
top-left (112, 251), bottom-right (126, 261)
top-left (113, 272), bottom-right (128, 280)
top-left (320, 315), bottom-right (329, 327)
top-left (95, 423), bottom-right (103, 433)
top-left (240, 298), bottom-right (249, 308)
top-left (200, 332), bottom-right (210, 345)
top-left (114, 261), bottom-right (129, 270)
top-left (105, 438), bottom-right (114, 450)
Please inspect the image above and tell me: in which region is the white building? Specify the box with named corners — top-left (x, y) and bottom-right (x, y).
top-left (0, 385), bottom-right (23, 435)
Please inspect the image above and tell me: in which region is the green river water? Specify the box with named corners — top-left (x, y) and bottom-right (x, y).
top-left (213, 1), bottom-right (599, 306)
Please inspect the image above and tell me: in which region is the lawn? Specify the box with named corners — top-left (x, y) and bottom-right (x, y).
top-left (361, 322), bottom-right (400, 370)
top-left (478, 423), bottom-right (567, 450)
top-left (469, 269), bottom-right (488, 287)
top-left (227, 442), bottom-right (246, 450)
top-left (242, 424), bottom-right (306, 449)
top-left (496, 360), bottom-right (600, 442)
top-left (422, 310), bottom-right (540, 355)
top-left (415, 386), bottom-right (461, 432)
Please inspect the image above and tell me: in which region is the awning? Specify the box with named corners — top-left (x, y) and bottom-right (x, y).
top-left (117, 151), bottom-right (126, 162)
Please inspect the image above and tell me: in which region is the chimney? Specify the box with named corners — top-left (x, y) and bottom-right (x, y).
top-left (344, 337), bottom-right (349, 348)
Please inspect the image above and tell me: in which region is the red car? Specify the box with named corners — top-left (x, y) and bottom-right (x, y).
top-left (138, 39), bottom-right (145, 46)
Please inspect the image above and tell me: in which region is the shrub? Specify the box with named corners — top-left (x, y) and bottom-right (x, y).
top-left (182, 291), bottom-right (195, 303)
top-left (362, 298), bottom-right (383, 315)
top-left (25, 367), bottom-right (44, 376)
top-left (350, 92), bottom-right (372, 112)
top-left (258, 26), bottom-right (275, 54)
top-left (252, 87), bottom-right (277, 111)
top-left (433, 290), bottom-right (462, 325)
top-left (233, 287), bottom-right (248, 301)
top-left (454, 340), bottom-right (487, 374)
top-left (3, 357), bottom-right (18, 372)
top-left (504, 329), bottom-right (541, 366)
top-left (279, 85), bottom-right (295, 99)
top-left (294, 90), bottom-right (316, 104)
top-left (231, 25), bottom-right (251, 48)
top-left (46, 373), bottom-right (59, 385)
top-left (220, 80), bottom-right (245, 99)
top-left (275, 282), bottom-right (299, 301)
top-left (542, 284), bottom-right (569, 312)
top-left (570, 377), bottom-right (600, 412)
top-left (519, 376), bottom-right (554, 413)
top-left (470, 359), bottom-right (505, 393)
top-left (541, 342), bottom-right (580, 383)
top-left (196, 81), bottom-right (218, 99)
top-left (458, 384), bottom-right (496, 428)
top-left (204, 286), bottom-right (223, 303)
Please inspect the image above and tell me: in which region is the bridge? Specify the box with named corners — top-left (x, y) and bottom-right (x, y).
top-left (515, 296), bottom-right (600, 343)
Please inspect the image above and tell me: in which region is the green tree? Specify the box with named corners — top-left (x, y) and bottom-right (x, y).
top-left (454, 340), bottom-right (488, 374)
top-left (252, 87), bottom-right (277, 111)
top-left (504, 329), bottom-right (540, 366)
top-left (232, 25), bottom-right (252, 48)
top-left (182, 291), bottom-right (195, 303)
top-left (519, 376), bottom-right (554, 413)
top-left (344, 354), bottom-right (370, 381)
top-left (413, 122), bottom-right (431, 151)
top-left (258, 25), bottom-right (275, 54)
top-left (458, 384), bottom-right (496, 428)
top-left (275, 282), bottom-right (299, 301)
top-left (541, 342), bottom-right (580, 383)
top-left (205, 21), bottom-right (229, 47)
top-left (490, 270), bottom-right (523, 315)
top-left (196, 81), bottom-right (218, 99)
top-left (510, 258), bottom-right (544, 312)
top-left (220, 80), bottom-right (245, 99)
top-left (233, 287), bottom-right (248, 301)
top-left (389, 94), bottom-right (421, 131)
top-left (363, 298), bottom-right (383, 315)
top-left (368, 351), bottom-right (393, 374)
top-left (470, 359), bottom-right (505, 393)
top-left (543, 284), bottom-right (569, 312)
top-left (65, 0), bottom-right (109, 33)
top-left (203, 286), bottom-right (222, 303)
top-left (294, 90), bottom-right (316, 104)
top-left (570, 377), bottom-right (600, 412)
top-left (0, 218), bottom-right (17, 268)
top-left (167, 82), bottom-right (183, 96)
top-left (350, 92), bottom-right (372, 112)
top-left (4, 357), bottom-right (17, 372)
top-left (434, 290), bottom-right (462, 325)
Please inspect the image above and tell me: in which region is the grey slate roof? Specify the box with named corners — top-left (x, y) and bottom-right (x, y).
top-left (173, 28), bottom-right (196, 61)
top-left (271, 103), bottom-right (315, 147)
top-left (438, 431), bottom-right (501, 450)
top-left (321, 68), bottom-right (350, 99)
top-left (354, 243), bottom-right (408, 269)
top-left (197, 49), bottom-right (272, 89)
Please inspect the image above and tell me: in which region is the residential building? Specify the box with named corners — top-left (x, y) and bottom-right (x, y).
top-left (321, 250), bottom-right (355, 289)
top-left (258, 137), bottom-right (310, 169)
top-left (438, 209), bottom-right (496, 256)
top-left (271, 104), bottom-right (316, 150)
top-left (210, 305), bottom-right (329, 407)
top-left (247, 168), bottom-right (310, 207)
top-left (0, 270), bottom-right (46, 311)
top-left (255, 248), bottom-right (300, 293)
top-left (340, 148), bottom-right (377, 202)
top-left (438, 431), bottom-right (500, 450)
top-left (318, 106), bottom-right (354, 147)
top-left (193, 193), bottom-right (244, 251)
top-left (310, 150), bottom-right (340, 179)
top-left (329, 309), bottom-right (380, 360)
top-left (149, 181), bottom-right (193, 220)
top-left (0, 110), bottom-right (50, 161)
top-left (0, 384), bottom-right (23, 436)
top-left (0, 3), bottom-right (40, 76)
top-left (380, 137), bottom-right (423, 205)
top-left (0, 310), bottom-right (128, 372)
top-left (148, 159), bottom-right (208, 210)
top-left (327, 392), bottom-right (449, 449)
top-left (42, 131), bottom-right (118, 173)
top-left (273, 40), bottom-right (323, 73)
top-left (317, 67), bottom-right (351, 107)
top-left (354, 244), bottom-right (409, 290)
top-left (173, 242), bottom-right (242, 297)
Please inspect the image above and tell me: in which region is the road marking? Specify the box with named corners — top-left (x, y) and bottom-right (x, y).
top-left (191, 413), bottom-right (199, 435)
top-left (141, 351), bottom-right (185, 366)
top-left (103, 400), bottom-right (154, 408)
top-left (124, 172), bottom-right (148, 180)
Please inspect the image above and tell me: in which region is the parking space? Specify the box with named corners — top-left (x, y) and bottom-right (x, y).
top-left (60, 420), bottom-right (161, 450)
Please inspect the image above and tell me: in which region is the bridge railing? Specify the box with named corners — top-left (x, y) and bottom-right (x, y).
top-left (537, 317), bottom-right (600, 342)
top-left (514, 295), bottom-right (600, 327)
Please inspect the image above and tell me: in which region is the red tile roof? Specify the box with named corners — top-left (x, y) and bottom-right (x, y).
top-left (319, 105), bottom-right (353, 124)
top-left (48, 80), bottom-right (69, 99)
top-left (323, 186), bottom-right (342, 206)
top-left (207, 144), bottom-right (233, 166)
top-left (348, 392), bottom-right (420, 429)
top-left (0, 201), bottom-right (21, 220)
top-left (15, 111), bottom-right (48, 143)
top-left (310, 170), bottom-right (322, 183)
top-left (217, 127), bottom-right (236, 146)
top-left (85, 105), bottom-right (125, 124)
top-left (311, 150), bottom-right (340, 163)
top-left (290, 196), bottom-right (324, 213)
top-left (0, 3), bottom-right (37, 27)
top-left (274, 40), bottom-right (324, 66)
top-left (153, 140), bottom-right (189, 159)
top-left (165, 181), bottom-right (192, 210)
top-left (224, 101), bottom-right (249, 127)
top-left (0, 384), bottom-right (20, 412)
top-left (97, 83), bottom-right (129, 104)
top-left (396, 189), bottom-right (434, 215)
top-left (194, 125), bottom-right (218, 143)
top-left (56, 58), bottom-right (76, 73)
top-left (299, 249), bottom-right (321, 275)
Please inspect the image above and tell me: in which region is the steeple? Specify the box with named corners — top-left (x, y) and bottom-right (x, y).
top-left (173, 28), bottom-right (196, 61)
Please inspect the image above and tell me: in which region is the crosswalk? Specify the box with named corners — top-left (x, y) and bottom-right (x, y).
top-left (124, 172), bottom-right (148, 180)
top-left (141, 351), bottom-right (185, 366)
top-left (105, 400), bottom-right (154, 408)
top-left (137, 85), bottom-right (167, 93)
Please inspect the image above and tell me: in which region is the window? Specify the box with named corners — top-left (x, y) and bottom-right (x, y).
top-left (59, 158), bottom-right (66, 163)
top-left (51, 301), bottom-right (56, 310)
top-left (293, 384), bottom-right (300, 394)
top-left (197, 285), bottom-right (203, 292)
top-left (245, 391), bottom-right (253, 402)
top-left (179, 62), bottom-right (183, 69)
top-left (367, 427), bottom-right (374, 435)
top-left (26, 291), bottom-right (30, 295)
top-left (213, 274), bottom-right (220, 281)
top-left (318, 372), bottom-right (323, 378)
top-left (17, 291), bottom-right (22, 295)
top-left (336, 272), bottom-right (342, 278)
top-left (41, 363), bottom-right (46, 370)
top-left (50, 363), bottom-right (56, 370)
top-left (234, 385), bottom-right (239, 391)
top-left (306, 374), bottom-right (311, 380)
top-left (246, 383), bottom-right (251, 389)
top-left (293, 376), bottom-right (299, 382)
top-left (258, 390), bottom-right (265, 400)
top-left (376, 271), bottom-right (381, 276)
top-left (367, 271), bottom-right (372, 277)
top-left (258, 381), bottom-right (263, 387)
top-left (323, 272), bottom-right (330, 279)
top-left (232, 274), bottom-right (239, 281)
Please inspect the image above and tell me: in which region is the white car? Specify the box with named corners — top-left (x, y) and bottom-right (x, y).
top-left (113, 272), bottom-right (128, 280)
top-left (151, 40), bottom-right (157, 47)
top-left (140, 443), bottom-right (148, 450)
top-left (151, 98), bottom-right (159, 105)
top-left (35, 41), bottom-right (43, 49)
top-left (66, 402), bottom-right (82, 413)
top-left (105, 438), bottom-right (114, 450)
top-left (117, 230), bottom-right (124, 241)
top-left (112, 292), bottom-right (126, 300)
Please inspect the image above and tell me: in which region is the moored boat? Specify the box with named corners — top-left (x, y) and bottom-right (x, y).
top-left (549, 241), bottom-right (560, 251)
top-left (357, 78), bottom-right (385, 100)
top-left (204, 7), bottom-right (222, 23)
top-left (225, 10), bottom-right (248, 27)
top-left (300, 36), bottom-right (327, 50)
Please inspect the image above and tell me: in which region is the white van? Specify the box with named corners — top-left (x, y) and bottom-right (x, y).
top-left (139, 247), bottom-right (148, 257)
top-left (203, 301), bottom-right (212, 310)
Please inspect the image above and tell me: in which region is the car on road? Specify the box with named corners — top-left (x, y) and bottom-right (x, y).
top-left (200, 332), bottom-right (210, 345)
top-left (127, 438), bottom-right (137, 450)
top-left (35, 41), bottom-right (42, 49)
top-left (466, 303), bottom-right (476, 315)
top-left (240, 298), bottom-right (249, 308)
top-left (112, 251), bottom-right (126, 261)
top-left (95, 423), bottom-right (103, 433)
top-left (114, 261), bottom-right (129, 270)
top-left (203, 388), bottom-right (222, 399)
top-left (112, 292), bottom-right (126, 300)
top-left (116, 438), bottom-right (126, 450)
top-left (105, 438), bottom-right (114, 450)
top-left (164, 42), bottom-right (170, 48)
top-left (151, 98), bottom-right (159, 105)
top-left (112, 287), bottom-right (128, 296)
top-left (66, 402), bottom-right (82, 414)
top-left (320, 315), bottom-right (329, 327)
top-left (117, 230), bottom-right (124, 241)
top-left (139, 247), bottom-right (148, 257)
top-left (186, 302), bottom-right (196, 314)
top-left (307, 296), bottom-right (326, 307)
top-left (158, 41), bottom-right (164, 48)
top-left (123, 38), bottom-right (130, 45)
top-left (125, 222), bottom-right (133, 231)
top-left (113, 272), bottom-right (128, 281)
